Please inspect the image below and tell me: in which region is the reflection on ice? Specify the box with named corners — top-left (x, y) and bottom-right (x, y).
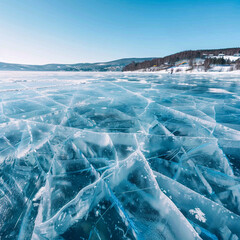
top-left (0, 72), bottom-right (240, 239)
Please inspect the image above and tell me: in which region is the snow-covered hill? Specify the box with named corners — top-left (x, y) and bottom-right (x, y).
top-left (0, 58), bottom-right (154, 72)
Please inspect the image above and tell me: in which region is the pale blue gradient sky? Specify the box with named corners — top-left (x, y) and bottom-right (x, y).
top-left (0, 0), bottom-right (239, 64)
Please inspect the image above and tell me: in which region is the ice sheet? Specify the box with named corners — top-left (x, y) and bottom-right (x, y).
top-left (0, 72), bottom-right (240, 240)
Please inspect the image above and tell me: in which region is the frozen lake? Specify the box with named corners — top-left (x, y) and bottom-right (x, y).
top-left (0, 71), bottom-right (240, 239)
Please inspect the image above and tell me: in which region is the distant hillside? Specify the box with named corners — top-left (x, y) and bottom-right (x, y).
top-left (123, 48), bottom-right (240, 71)
top-left (0, 58), bottom-right (154, 72)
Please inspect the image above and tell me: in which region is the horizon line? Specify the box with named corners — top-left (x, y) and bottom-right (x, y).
top-left (1, 47), bottom-right (240, 66)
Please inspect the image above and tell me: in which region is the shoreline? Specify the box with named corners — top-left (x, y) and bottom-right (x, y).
top-left (124, 70), bottom-right (240, 75)
top-left (0, 70), bottom-right (239, 76)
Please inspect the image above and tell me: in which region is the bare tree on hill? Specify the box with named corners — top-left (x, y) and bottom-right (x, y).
top-left (204, 59), bottom-right (211, 72)
top-left (236, 60), bottom-right (240, 70)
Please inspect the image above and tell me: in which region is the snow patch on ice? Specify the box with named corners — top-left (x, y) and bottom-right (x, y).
top-left (208, 88), bottom-right (233, 94)
top-left (189, 208), bottom-right (207, 223)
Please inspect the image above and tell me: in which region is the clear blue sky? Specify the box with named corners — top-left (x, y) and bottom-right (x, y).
top-left (0, 0), bottom-right (239, 64)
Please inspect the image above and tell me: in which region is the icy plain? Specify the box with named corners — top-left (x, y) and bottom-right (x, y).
top-left (0, 71), bottom-right (240, 240)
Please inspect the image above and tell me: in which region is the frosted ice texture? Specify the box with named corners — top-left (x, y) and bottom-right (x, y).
top-left (0, 72), bottom-right (240, 240)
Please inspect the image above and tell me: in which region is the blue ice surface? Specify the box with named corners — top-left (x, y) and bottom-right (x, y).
top-left (0, 71), bottom-right (240, 240)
